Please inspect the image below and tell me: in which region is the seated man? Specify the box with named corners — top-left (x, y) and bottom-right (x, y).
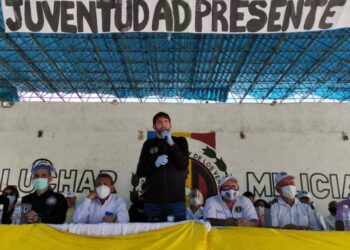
top-left (23, 159), bottom-right (68, 224)
top-left (335, 199), bottom-right (350, 231)
top-left (73, 173), bottom-right (129, 224)
top-left (270, 172), bottom-right (320, 230)
top-left (204, 176), bottom-right (258, 226)
top-left (186, 188), bottom-right (204, 220)
top-left (325, 201), bottom-right (337, 231)
top-left (254, 199), bottom-right (268, 227)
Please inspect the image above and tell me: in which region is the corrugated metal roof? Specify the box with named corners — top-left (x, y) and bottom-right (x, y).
top-left (1, 5), bottom-right (350, 103)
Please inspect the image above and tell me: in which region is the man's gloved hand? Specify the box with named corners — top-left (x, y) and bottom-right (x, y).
top-left (161, 130), bottom-right (174, 145)
top-left (155, 155), bottom-right (168, 167)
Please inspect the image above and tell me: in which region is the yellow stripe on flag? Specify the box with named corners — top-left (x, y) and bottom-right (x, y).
top-left (0, 222), bottom-right (207, 250)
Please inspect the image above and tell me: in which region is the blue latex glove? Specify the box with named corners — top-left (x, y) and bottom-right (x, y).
top-left (161, 130), bottom-right (174, 145)
top-left (155, 155), bottom-right (168, 167)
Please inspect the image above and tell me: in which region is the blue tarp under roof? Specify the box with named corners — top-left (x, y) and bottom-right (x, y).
top-left (1, 6), bottom-right (350, 103)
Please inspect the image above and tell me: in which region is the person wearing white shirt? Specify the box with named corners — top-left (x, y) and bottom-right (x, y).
top-left (270, 172), bottom-right (321, 230)
top-left (324, 201), bottom-right (337, 231)
top-left (296, 190), bottom-right (326, 230)
top-left (186, 189), bottom-right (204, 220)
top-left (203, 176), bottom-right (258, 227)
top-left (73, 173), bottom-right (129, 224)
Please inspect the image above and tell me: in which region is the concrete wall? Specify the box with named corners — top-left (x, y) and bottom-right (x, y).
top-left (1, 102), bottom-right (350, 217)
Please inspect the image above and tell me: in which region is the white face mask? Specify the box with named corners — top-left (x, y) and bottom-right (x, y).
top-left (281, 185), bottom-right (297, 199)
top-left (220, 189), bottom-right (239, 201)
top-left (6, 195), bottom-right (16, 204)
top-left (96, 185), bottom-right (111, 199)
top-left (190, 197), bottom-right (203, 207)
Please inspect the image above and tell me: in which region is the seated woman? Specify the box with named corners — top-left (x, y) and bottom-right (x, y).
top-left (1, 185), bottom-right (20, 224)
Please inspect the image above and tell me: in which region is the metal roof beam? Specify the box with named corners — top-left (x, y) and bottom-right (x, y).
top-left (239, 34), bottom-right (286, 103)
top-left (228, 35), bottom-right (257, 101)
top-left (299, 34), bottom-right (349, 102)
top-left (0, 61), bottom-right (45, 101)
top-left (112, 34), bottom-right (143, 101)
top-left (89, 36), bottom-right (121, 102)
top-left (30, 35), bottom-right (86, 102)
top-left (260, 33), bottom-right (320, 103)
top-left (0, 32), bottom-right (65, 102)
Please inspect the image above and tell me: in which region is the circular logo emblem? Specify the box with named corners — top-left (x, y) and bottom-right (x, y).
top-left (46, 196), bottom-right (57, 206)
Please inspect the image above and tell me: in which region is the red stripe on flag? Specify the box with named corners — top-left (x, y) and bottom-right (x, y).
top-left (191, 132), bottom-right (216, 149)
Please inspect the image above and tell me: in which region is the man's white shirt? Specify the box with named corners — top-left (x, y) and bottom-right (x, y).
top-left (324, 214), bottom-right (336, 231)
top-left (270, 197), bottom-right (320, 230)
top-left (186, 207), bottom-right (204, 220)
top-left (73, 194), bottom-right (129, 224)
top-left (203, 195), bottom-right (258, 220)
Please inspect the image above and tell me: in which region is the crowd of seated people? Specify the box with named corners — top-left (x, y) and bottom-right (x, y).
top-left (0, 161), bottom-right (346, 231)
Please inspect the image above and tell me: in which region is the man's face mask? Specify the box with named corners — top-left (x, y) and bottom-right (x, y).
top-left (281, 185), bottom-right (297, 199)
top-left (33, 178), bottom-right (49, 191)
top-left (96, 185), bottom-right (111, 199)
top-left (221, 189), bottom-right (239, 201)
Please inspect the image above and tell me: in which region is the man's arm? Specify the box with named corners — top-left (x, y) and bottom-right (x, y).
top-left (306, 207), bottom-right (322, 230)
top-left (114, 198), bottom-right (129, 223)
top-left (238, 197), bottom-right (259, 227)
top-left (136, 141), bottom-right (158, 177)
top-left (169, 137), bottom-right (189, 170)
top-left (207, 218), bottom-right (239, 226)
top-left (72, 197), bottom-right (92, 223)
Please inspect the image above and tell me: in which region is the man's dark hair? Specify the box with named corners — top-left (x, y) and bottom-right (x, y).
top-left (254, 199), bottom-right (268, 208)
top-left (152, 112), bottom-right (171, 125)
top-left (96, 173), bottom-right (114, 185)
top-left (242, 191), bottom-right (255, 200)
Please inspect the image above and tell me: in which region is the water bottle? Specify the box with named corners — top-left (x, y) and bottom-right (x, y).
top-left (12, 198), bottom-right (22, 225)
top-left (342, 204), bottom-right (350, 231)
top-left (0, 204), bottom-right (4, 224)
